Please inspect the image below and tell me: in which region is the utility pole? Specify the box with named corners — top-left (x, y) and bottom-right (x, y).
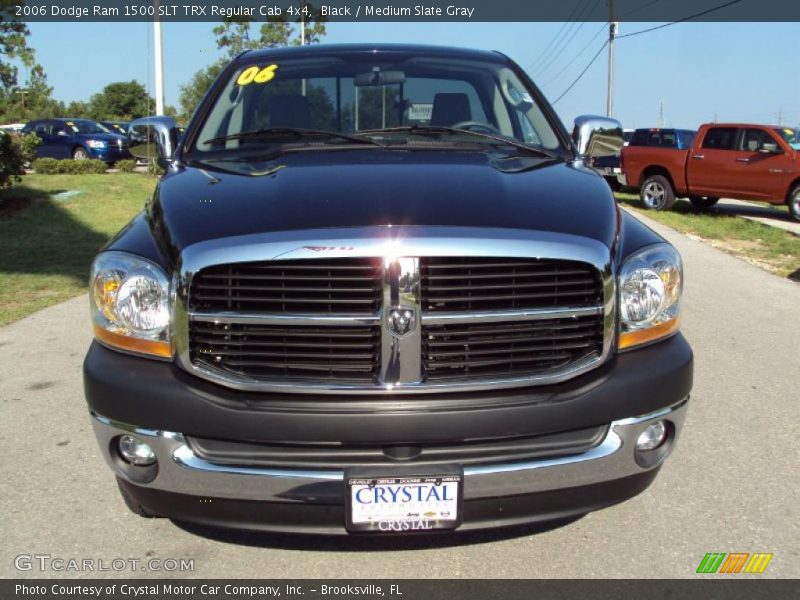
top-left (153, 1), bottom-right (165, 115)
top-left (300, 1), bottom-right (306, 96)
top-left (606, 0), bottom-right (617, 117)
top-left (778, 107), bottom-right (783, 125)
top-left (658, 100), bottom-right (664, 128)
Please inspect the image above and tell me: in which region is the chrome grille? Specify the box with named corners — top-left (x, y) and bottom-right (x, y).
top-left (421, 257), bottom-right (602, 312)
top-left (423, 315), bottom-right (604, 381)
top-left (190, 322), bottom-right (381, 382)
top-left (181, 236), bottom-right (612, 393)
top-left (190, 258), bottom-right (383, 313)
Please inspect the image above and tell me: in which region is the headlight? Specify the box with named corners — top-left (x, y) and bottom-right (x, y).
top-left (85, 140), bottom-right (106, 148)
top-left (618, 243), bottom-right (682, 351)
top-left (90, 252), bottom-right (172, 358)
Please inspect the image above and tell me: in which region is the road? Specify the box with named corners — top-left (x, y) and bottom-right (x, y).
top-left (1, 213), bottom-right (798, 579)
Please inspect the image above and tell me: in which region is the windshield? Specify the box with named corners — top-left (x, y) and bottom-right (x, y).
top-left (68, 120), bottom-right (112, 135)
top-left (191, 54), bottom-right (562, 155)
top-left (774, 127), bottom-right (800, 150)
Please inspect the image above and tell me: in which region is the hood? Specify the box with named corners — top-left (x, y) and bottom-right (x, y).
top-left (76, 132), bottom-right (127, 144)
top-left (150, 149), bottom-right (618, 260)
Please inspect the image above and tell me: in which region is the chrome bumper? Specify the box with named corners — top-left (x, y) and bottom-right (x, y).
top-left (91, 400), bottom-right (687, 503)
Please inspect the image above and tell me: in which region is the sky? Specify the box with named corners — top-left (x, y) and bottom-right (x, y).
top-left (20, 20), bottom-right (800, 130)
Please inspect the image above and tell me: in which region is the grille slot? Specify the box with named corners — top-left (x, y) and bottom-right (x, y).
top-left (421, 257), bottom-right (602, 312)
top-left (191, 323), bottom-right (381, 383)
top-left (190, 257), bottom-right (383, 313)
top-left (185, 424), bottom-right (609, 469)
top-left (423, 315), bottom-right (604, 381)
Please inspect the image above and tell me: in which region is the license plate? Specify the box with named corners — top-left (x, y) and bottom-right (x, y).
top-left (345, 471), bottom-right (463, 533)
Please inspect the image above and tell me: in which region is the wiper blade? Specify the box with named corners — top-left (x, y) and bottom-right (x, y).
top-left (359, 125), bottom-right (558, 159)
top-left (203, 127), bottom-right (384, 147)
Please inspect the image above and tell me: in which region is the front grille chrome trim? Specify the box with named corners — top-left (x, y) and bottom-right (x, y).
top-left (421, 305), bottom-right (603, 325)
top-left (174, 226), bottom-right (616, 395)
top-left (188, 311), bottom-right (381, 326)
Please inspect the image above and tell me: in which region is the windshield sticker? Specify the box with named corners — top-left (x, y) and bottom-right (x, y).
top-left (237, 64), bottom-right (279, 86)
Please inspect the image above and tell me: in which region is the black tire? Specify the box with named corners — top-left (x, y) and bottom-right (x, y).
top-left (116, 479), bottom-right (162, 518)
top-left (640, 174), bottom-right (676, 211)
top-left (689, 196), bottom-right (719, 210)
top-left (72, 147), bottom-right (89, 160)
top-left (604, 176), bottom-right (622, 192)
top-left (788, 185), bottom-right (800, 222)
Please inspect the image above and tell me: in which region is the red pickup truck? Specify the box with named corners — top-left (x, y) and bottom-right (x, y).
top-left (621, 123), bottom-right (800, 221)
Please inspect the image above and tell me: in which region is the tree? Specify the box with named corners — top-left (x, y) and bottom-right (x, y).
top-left (178, 59), bottom-right (226, 123)
top-left (179, 3), bottom-right (327, 120)
top-left (86, 81), bottom-right (153, 121)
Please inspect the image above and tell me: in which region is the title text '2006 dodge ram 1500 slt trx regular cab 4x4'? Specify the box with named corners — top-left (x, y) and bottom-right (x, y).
top-left (84, 44), bottom-right (693, 535)
top-left (622, 123), bottom-right (800, 220)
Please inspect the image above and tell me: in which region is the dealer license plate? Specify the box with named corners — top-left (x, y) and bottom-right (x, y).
top-left (345, 472), bottom-right (463, 533)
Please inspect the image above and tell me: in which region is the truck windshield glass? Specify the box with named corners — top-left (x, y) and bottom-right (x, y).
top-left (192, 55), bottom-right (562, 155)
top-left (775, 127), bottom-right (800, 150)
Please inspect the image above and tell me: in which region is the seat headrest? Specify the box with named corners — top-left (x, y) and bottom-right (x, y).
top-left (268, 95), bottom-right (312, 129)
top-left (430, 93), bottom-right (472, 127)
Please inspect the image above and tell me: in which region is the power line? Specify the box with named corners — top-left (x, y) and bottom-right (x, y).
top-left (551, 40), bottom-right (609, 105)
top-left (617, 0), bottom-right (745, 40)
top-left (541, 23), bottom-right (606, 87)
top-left (525, 0), bottom-right (593, 72)
top-left (534, 0), bottom-right (604, 79)
top-left (618, 0), bottom-right (661, 19)
top-left (550, 0), bottom-right (747, 106)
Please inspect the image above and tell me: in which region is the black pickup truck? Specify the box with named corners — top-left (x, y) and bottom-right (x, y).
top-left (85, 44), bottom-right (692, 535)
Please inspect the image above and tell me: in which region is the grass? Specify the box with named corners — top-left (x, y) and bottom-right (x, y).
top-left (615, 191), bottom-right (800, 281)
top-left (0, 173), bottom-right (157, 326)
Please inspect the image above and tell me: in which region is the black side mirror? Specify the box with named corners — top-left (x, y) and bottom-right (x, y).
top-left (127, 116), bottom-right (179, 167)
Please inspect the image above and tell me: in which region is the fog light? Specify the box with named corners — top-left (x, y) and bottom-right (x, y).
top-left (118, 435), bottom-right (156, 466)
top-left (636, 421), bottom-right (667, 451)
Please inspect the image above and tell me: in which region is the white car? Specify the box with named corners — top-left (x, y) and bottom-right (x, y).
top-left (0, 123), bottom-right (26, 133)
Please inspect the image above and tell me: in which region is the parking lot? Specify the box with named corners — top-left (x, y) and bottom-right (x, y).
top-left (0, 211), bottom-right (797, 579)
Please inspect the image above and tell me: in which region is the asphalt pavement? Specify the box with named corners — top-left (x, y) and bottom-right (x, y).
top-left (1, 213), bottom-right (798, 579)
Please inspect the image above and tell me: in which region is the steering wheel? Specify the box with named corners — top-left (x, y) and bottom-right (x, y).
top-left (450, 121), bottom-right (502, 136)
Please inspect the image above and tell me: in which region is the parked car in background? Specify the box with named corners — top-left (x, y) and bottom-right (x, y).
top-left (623, 128), bottom-right (634, 146)
top-left (22, 118), bottom-right (131, 165)
top-left (101, 121), bottom-right (130, 136)
top-left (0, 123), bottom-right (25, 133)
top-left (621, 123), bottom-right (800, 221)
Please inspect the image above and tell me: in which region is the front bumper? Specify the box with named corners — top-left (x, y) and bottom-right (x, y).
top-left (87, 146), bottom-right (131, 162)
top-left (85, 334), bottom-right (692, 533)
top-left (95, 401), bottom-right (686, 533)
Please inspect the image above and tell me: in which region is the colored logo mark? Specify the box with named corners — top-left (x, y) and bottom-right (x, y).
top-left (696, 552), bottom-right (773, 574)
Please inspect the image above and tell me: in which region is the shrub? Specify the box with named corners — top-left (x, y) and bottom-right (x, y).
top-left (33, 158), bottom-right (108, 175)
top-left (0, 132), bottom-right (26, 188)
top-left (147, 161), bottom-right (165, 177)
top-left (18, 133), bottom-right (41, 164)
top-left (116, 159), bottom-right (137, 173)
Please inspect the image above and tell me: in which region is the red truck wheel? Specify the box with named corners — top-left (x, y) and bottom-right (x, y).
top-left (641, 175), bottom-right (676, 211)
top-left (788, 185), bottom-right (800, 222)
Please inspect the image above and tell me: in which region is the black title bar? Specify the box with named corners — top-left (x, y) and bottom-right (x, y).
top-left (3, 0), bottom-right (800, 23)
top-left (4, 579), bottom-right (800, 600)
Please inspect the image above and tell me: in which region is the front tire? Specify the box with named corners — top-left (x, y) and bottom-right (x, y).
top-left (72, 147), bottom-right (89, 160)
top-left (689, 196), bottom-right (719, 210)
top-left (788, 185), bottom-right (800, 222)
top-left (640, 175), bottom-right (676, 211)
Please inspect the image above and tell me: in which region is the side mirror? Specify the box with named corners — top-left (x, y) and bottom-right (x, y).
top-left (759, 142), bottom-right (780, 154)
top-left (128, 116), bottom-right (179, 167)
top-left (572, 115), bottom-right (624, 169)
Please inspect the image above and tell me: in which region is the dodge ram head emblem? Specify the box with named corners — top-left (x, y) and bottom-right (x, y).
top-left (387, 307), bottom-right (416, 338)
